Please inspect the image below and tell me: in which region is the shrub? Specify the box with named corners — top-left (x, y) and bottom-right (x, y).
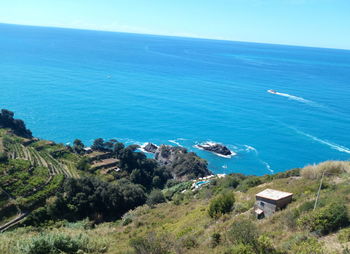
top-left (298, 202), bottom-right (349, 235)
top-left (256, 235), bottom-right (278, 254)
top-left (76, 157), bottom-right (90, 171)
top-left (227, 244), bottom-right (255, 254)
top-left (290, 238), bottom-right (324, 254)
top-left (130, 233), bottom-right (171, 254)
top-left (283, 208), bottom-right (301, 229)
top-left (210, 233), bottom-right (221, 248)
top-left (298, 200), bottom-right (316, 213)
top-left (208, 191), bottom-right (235, 218)
top-left (180, 235), bottom-right (198, 249)
top-left (227, 219), bottom-right (258, 246)
top-left (122, 217), bottom-right (133, 226)
top-left (338, 228), bottom-right (350, 243)
top-left (147, 189), bottom-right (166, 207)
top-left (17, 232), bottom-right (107, 254)
top-left (237, 177), bottom-right (262, 192)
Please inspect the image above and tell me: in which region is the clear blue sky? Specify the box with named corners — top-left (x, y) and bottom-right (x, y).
top-left (1, 0), bottom-right (350, 49)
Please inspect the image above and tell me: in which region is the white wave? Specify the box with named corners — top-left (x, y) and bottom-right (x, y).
top-left (261, 161), bottom-right (274, 173)
top-left (295, 130), bottom-right (350, 154)
top-left (244, 145), bottom-right (258, 154)
top-left (168, 139), bottom-right (183, 147)
top-left (137, 142), bottom-right (155, 154)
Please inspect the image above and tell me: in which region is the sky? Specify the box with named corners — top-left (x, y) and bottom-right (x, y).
top-left (1, 0), bottom-right (350, 49)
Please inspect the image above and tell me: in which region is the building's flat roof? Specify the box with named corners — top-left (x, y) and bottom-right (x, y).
top-left (256, 188), bottom-right (293, 201)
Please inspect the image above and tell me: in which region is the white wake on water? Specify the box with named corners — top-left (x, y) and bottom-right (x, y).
top-left (290, 128), bottom-right (350, 154)
top-left (168, 139), bottom-right (184, 147)
top-left (244, 145), bottom-right (258, 154)
top-left (261, 161), bottom-right (274, 173)
top-left (269, 90), bottom-right (327, 109)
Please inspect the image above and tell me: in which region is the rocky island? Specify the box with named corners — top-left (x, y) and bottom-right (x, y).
top-left (195, 142), bottom-right (236, 158)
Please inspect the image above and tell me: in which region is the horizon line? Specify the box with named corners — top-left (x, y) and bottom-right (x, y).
top-left (1, 22), bottom-right (350, 51)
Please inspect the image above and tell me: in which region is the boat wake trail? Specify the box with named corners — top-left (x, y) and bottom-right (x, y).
top-left (269, 90), bottom-right (327, 110)
top-left (291, 128), bottom-right (350, 154)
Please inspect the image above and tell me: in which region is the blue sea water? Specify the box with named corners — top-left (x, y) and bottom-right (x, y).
top-left (1, 23), bottom-right (350, 175)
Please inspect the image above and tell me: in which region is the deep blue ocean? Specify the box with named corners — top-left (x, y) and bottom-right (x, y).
top-left (1, 23), bottom-right (350, 175)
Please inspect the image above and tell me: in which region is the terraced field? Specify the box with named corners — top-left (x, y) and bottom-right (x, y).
top-left (6, 142), bottom-right (78, 178)
top-left (0, 134), bottom-right (80, 231)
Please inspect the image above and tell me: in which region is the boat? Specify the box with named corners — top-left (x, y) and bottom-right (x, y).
top-left (267, 89), bottom-right (277, 94)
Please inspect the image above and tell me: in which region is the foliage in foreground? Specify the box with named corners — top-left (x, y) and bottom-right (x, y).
top-left (298, 202), bottom-right (349, 235)
top-left (16, 232), bottom-right (107, 254)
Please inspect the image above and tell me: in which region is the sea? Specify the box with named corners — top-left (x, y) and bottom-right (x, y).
top-left (1, 23), bottom-right (350, 175)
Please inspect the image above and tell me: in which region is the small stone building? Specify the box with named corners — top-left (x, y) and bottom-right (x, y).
top-left (254, 189), bottom-right (293, 219)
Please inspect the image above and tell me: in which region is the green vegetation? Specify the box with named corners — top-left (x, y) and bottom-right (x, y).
top-left (298, 202), bottom-right (349, 235)
top-left (208, 191), bottom-right (235, 218)
top-left (0, 109), bottom-right (350, 254)
top-left (1, 158), bottom-right (349, 253)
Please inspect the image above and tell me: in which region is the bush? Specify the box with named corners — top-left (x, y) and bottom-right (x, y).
top-left (76, 157), bottom-right (90, 171)
top-left (210, 233), bottom-right (221, 248)
top-left (237, 177), bottom-right (262, 192)
top-left (290, 238), bottom-right (324, 254)
top-left (147, 189), bottom-right (166, 207)
top-left (298, 202), bottom-right (349, 235)
top-left (208, 191), bottom-right (235, 218)
top-left (180, 235), bottom-right (198, 249)
top-left (122, 217), bottom-right (133, 226)
top-left (338, 228), bottom-right (350, 243)
top-left (17, 232), bottom-right (107, 254)
top-left (227, 219), bottom-right (258, 246)
top-left (227, 244), bottom-right (255, 254)
top-left (130, 233), bottom-right (171, 254)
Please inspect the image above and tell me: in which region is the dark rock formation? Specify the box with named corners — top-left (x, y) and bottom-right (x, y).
top-left (0, 109), bottom-right (32, 138)
top-left (143, 143), bottom-right (158, 153)
top-left (197, 143), bottom-right (232, 156)
top-left (154, 145), bottom-right (186, 166)
top-left (155, 145), bottom-right (211, 181)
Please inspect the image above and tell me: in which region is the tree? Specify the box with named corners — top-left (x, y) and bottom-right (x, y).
top-left (48, 177), bottom-right (147, 222)
top-left (73, 139), bottom-right (85, 154)
top-left (91, 138), bottom-right (105, 151)
top-left (113, 142), bottom-right (125, 156)
top-left (76, 157), bottom-right (90, 171)
top-left (0, 152), bottom-right (8, 163)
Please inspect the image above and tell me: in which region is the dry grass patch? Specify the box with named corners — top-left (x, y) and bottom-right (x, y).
top-left (301, 161), bottom-right (350, 180)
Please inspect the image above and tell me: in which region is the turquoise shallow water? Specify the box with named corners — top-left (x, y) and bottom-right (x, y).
top-left (1, 23), bottom-right (350, 175)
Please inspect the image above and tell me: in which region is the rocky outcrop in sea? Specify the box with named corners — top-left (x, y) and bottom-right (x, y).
top-left (142, 143), bottom-right (158, 153)
top-left (196, 142), bottom-right (234, 157)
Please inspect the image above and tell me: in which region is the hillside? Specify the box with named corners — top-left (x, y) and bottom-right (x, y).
top-left (1, 158), bottom-right (350, 253)
top-left (0, 110), bottom-right (349, 254)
